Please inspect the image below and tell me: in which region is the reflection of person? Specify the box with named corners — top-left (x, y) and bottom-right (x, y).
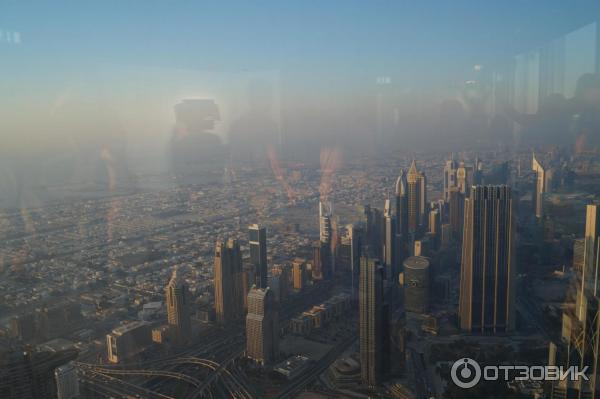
top-left (438, 99), bottom-right (466, 142)
top-left (488, 113), bottom-right (513, 148)
top-left (170, 99), bottom-right (226, 183)
top-left (569, 74), bottom-right (600, 153)
top-left (505, 73), bottom-right (600, 151)
top-left (228, 80), bottom-right (279, 165)
top-left (504, 93), bottom-right (568, 147)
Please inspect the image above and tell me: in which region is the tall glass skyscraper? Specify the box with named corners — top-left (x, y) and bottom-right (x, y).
top-left (459, 185), bottom-right (515, 333)
top-left (249, 224), bottom-right (268, 289)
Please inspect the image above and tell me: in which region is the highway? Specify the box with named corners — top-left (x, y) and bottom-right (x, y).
top-left (274, 336), bottom-right (357, 399)
top-left (78, 280), bottom-right (337, 398)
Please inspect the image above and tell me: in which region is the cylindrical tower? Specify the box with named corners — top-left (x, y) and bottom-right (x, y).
top-left (403, 256), bottom-right (430, 313)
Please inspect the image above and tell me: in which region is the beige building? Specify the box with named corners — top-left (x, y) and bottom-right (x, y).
top-left (246, 286), bottom-right (279, 365)
top-left (166, 268), bottom-right (191, 344)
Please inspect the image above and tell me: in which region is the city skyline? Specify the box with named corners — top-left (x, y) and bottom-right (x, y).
top-left (2, 3), bottom-right (600, 399)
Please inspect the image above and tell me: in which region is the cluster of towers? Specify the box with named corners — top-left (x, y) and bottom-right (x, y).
top-left (550, 204), bottom-right (600, 398)
top-left (167, 156), bottom-right (519, 385)
top-left (164, 223), bottom-right (278, 365)
top-left (357, 156), bottom-right (518, 386)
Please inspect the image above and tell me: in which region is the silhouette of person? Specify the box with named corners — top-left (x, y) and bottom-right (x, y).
top-left (569, 73), bottom-right (600, 153)
top-left (505, 73), bottom-right (600, 152)
top-left (170, 99), bottom-right (226, 184)
top-left (228, 80), bottom-right (279, 166)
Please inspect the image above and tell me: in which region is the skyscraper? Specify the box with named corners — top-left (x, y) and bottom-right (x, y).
top-left (0, 347), bottom-right (77, 399)
top-left (214, 239), bottom-right (244, 324)
top-left (364, 204), bottom-right (383, 257)
top-left (311, 241), bottom-right (330, 280)
top-left (395, 170), bottom-right (409, 241)
top-left (459, 186), bottom-right (515, 333)
top-left (456, 160), bottom-right (470, 194)
top-left (241, 263), bottom-right (254, 310)
top-left (383, 199), bottom-right (397, 282)
top-left (319, 201), bottom-right (335, 276)
top-left (579, 204), bottom-right (600, 312)
top-left (166, 268), bottom-right (192, 343)
top-left (249, 224), bottom-right (268, 289)
top-left (403, 256), bottom-right (431, 313)
top-left (428, 207), bottom-right (440, 250)
top-left (444, 157), bottom-right (480, 201)
top-left (272, 264), bottom-right (290, 300)
top-left (55, 362), bottom-right (79, 399)
top-left (341, 223), bottom-right (363, 300)
top-left (443, 157), bottom-right (458, 202)
top-left (319, 201), bottom-right (333, 244)
top-left (359, 256), bottom-right (386, 386)
top-left (448, 187), bottom-right (465, 240)
top-left (246, 286), bottom-right (279, 365)
top-left (406, 160), bottom-right (427, 234)
top-left (550, 204), bottom-right (600, 398)
top-left (292, 258), bottom-right (308, 290)
top-left (532, 154), bottom-right (552, 219)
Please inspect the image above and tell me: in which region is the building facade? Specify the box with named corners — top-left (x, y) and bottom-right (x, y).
top-left (459, 185), bottom-right (515, 333)
top-left (249, 224), bottom-right (268, 289)
top-left (406, 160), bottom-right (427, 234)
top-left (246, 286), bottom-right (279, 365)
top-left (551, 204), bottom-right (600, 398)
top-left (166, 269), bottom-right (191, 344)
top-left (214, 238), bottom-right (244, 324)
top-left (359, 256), bottom-right (386, 386)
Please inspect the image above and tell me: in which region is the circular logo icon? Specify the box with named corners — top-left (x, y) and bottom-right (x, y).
top-left (451, 358), bottom-right (481, 389)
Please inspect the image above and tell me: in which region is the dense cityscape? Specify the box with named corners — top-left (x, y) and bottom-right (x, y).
top-left (2, 2), bottom-right (600, 399)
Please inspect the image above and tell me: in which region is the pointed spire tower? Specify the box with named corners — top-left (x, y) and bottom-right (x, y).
top-left (407, 160), bottom-right (418, 180)
top-left (406, 160), bottom-right (426, 234)
top-left (395, 169), bottom-right (407, 197)
top-left (395, 169), bottom-right (408, 241)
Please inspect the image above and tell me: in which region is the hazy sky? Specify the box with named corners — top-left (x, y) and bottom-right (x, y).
top-left (1, 1), bottom-right (599, 158)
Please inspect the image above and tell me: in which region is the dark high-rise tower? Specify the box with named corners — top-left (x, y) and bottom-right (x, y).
top-left (406, 160), bottom-right (427, 234)
top-left (364, 204), bottom-right (384, 259)
top-left (459, 186), bottom-right (515, 333)
top-left (383, 199), bottom-right (397, 282)
top-left (214, 239), bottom-right (244, 324)
top-left (359, 256), bottom-right (386, 386)
top-left (348, 224), bottom-right (363, 300)
top-left (449, 187), bottom-right (465, 240)
top-left (249, 224), bottom-right (268, 289)
top-left (312, 241), bottom-right (330, 281)
top-left (395, 170), bottom-right (409, 242)
top-left (0, 347), bottom-right (78, 399)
